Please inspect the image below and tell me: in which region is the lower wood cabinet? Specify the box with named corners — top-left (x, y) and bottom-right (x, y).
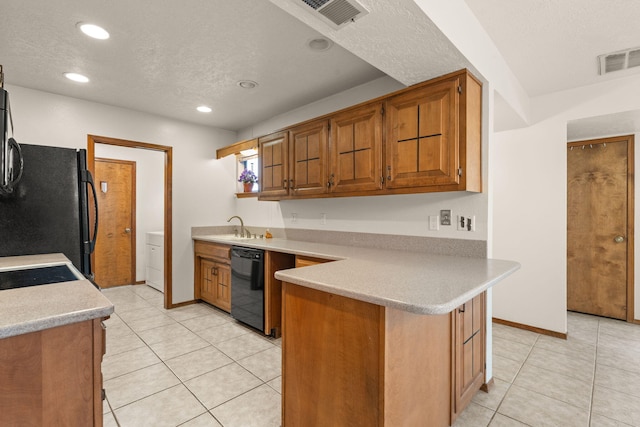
top-left (194, 241), bottom-right (231, 312)
top-left (281, 281), bottom-right (487, 427)
top-left (0, 318), bottom-right (107, 426)
top-left (264, 251), bottom-right (295, 337)
top-left (452, 292), bottom-right (485, 423)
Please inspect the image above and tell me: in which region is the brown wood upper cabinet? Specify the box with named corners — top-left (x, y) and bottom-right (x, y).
top-left (386, 72), bottom-right (481, 192)
top-left (259, 131), bottom-right (289, 198)
top-left (255, 69), bottom-right (481, 200)
top-left (329, 101), bottom-right (384, 194)
top-left (289, 120), bottom-right (329, 197)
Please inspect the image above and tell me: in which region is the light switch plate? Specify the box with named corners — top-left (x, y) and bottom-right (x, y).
top-left (440, 210), bottom-right (451, 226)
top-left (429, 215), bottom-right (439, 231)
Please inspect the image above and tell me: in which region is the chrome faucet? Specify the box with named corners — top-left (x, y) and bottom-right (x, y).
top-left (227, 215), bottom-right (251, 238)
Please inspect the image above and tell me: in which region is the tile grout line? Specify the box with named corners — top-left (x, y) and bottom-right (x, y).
top-left (104, 286), bottom-right (282, 426)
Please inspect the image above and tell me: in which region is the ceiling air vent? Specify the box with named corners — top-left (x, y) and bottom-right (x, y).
top-left (598, 46), bottom-right (640, 75)
top-left (297, 0), bottom-right (369, 30)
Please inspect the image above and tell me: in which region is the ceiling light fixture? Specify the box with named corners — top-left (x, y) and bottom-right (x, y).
top-left (237, 80), bottom-right (258, 89)
top-left (78, 23), bottom-right (110, 40)
top-left (64, 72), bottom-right (89, 83)
top-left (197, 106), bottom-right (212, 113)
top-left (307, 37), bottom-right (333, 51)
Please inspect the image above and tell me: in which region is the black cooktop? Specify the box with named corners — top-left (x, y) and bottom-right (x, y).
top-left (0, 265), bottom-right (79, 290)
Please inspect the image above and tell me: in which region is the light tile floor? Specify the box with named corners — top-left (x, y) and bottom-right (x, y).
top-left (101, 285), bottom-right (640, 427)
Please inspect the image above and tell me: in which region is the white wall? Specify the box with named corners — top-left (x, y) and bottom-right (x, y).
top-left (235, 76), bottom-right (491, 241)
top-left (93, 144), bottom-right (164, 282)
top-left (491, 73), bottom-right (640, 333)
top-left (7, 84), bottom-right (237, 305)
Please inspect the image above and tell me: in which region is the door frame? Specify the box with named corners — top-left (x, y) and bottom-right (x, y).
top-left (94, 157), bottom-right (137, 287)
top-left (87, 135), bottom-right (175, 309)
top-left (567, 134), bottom-right (635, 323)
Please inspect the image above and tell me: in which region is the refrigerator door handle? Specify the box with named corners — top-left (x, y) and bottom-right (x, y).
top-left (84, 169), bottom-right (99, 254)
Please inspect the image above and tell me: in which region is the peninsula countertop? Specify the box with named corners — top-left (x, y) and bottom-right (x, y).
top-left (0, 253), bottom-right (115, 339)
top-left (193, 235), bottom-right (520, 315)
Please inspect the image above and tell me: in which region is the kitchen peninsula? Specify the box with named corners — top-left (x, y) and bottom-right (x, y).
top-left (0, 253), bottom-right (114, 426)
top-left (192, 232), bottom-right (519, 426)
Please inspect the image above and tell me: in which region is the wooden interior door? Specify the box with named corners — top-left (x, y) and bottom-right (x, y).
top-left (94, 158), bottom-right (136, 288)
top-left (567, 136), bottom-right (634, 320)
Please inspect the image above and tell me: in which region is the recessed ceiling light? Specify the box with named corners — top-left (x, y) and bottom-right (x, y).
top-left (307, 37), bottom-right (333, 52)
top-left (64, 72), bottom-right (89, 83)
top-left (197, 106), bottom-right (212, 113)
top-left (237, 80), bottom-right (258, 89)
top-left (78, 23), bottom-right (110, 40)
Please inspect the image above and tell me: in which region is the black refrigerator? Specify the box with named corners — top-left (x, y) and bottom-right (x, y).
top-left (0, 143), bottom-right (98, 278)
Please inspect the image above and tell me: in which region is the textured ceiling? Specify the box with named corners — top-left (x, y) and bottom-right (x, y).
top-left (0, 0), bottom-right (387, 131)
top-left (464, 0), bottom-right (640, 97)
top-left (5, 0), bottom-right (636, 134)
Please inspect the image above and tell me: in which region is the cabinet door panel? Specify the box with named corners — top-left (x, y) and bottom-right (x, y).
top-left (215, 264), bottom-right (231, 312)
top-left (200, 259), bottom-right (216, 304)
top-left (386, 78), bottom-right (459, 189)
top-left (259, 131), bottom-right (289, 198)
top-left (289, 120), bottom-right (328, 197)
top-left (330, 102), bottom-right (383, 193)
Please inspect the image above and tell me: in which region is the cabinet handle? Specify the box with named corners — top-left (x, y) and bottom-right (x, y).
top-left (289, 179), bottom-right (294, 189)
top-left (283, 179), bottom-right (288, 189)
top-left (327, 173), bottom-right (335, 188)
top-left (387, 166), bottom-right (392, 181)
top-left (459, 303), bottom-right (466, 313)
top-left (211, 267), bottom-right (218, 276)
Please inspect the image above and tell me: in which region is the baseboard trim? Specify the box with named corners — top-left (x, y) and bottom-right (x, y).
top-left (492, 317), bottom-right (567, 339)
top-left (169, 299), bottom-right (197, 309)
top-left (135, 280), bottom-right (145, 285)
top-left (480, 378), bottom-right (494, 393)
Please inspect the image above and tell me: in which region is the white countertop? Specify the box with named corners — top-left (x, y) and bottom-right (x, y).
top-left (193, 235), bottom-right (520, 315)
top-left (0, 254), bottom-right (115, 339)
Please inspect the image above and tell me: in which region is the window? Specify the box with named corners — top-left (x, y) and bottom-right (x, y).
top-left (238, 152), bottom-right (259, 193)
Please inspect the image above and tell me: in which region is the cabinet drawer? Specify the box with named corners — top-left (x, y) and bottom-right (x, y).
top-left (194, 241), bottom-right (231, 263)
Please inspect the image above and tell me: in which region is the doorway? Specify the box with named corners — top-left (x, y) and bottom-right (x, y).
top-left (567, 135), bottom-right (635, 321)
top-left (94, 158), bottom-right (136, 288)
top-left (87, 135), bottom-right (174, 309)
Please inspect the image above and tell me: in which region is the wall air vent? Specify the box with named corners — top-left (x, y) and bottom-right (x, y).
top-left (598, 46), bottom-right (640, 75)
top-left (296, 0), bottom-right (369, 30)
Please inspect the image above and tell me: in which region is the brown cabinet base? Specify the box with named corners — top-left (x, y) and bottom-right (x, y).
top-left (194, 241), bottom-right (231, 312)
top-left (0, 319), bottom-right (106, 426)
top-left (282, 282), bottom-right (470, 427)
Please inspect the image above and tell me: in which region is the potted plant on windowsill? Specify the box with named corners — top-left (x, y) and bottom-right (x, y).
top-left (238, 169), bottom-right (258, 193)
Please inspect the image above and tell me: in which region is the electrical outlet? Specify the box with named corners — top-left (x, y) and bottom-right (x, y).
top-left (320, 213), bottom-right (327, 225)
top-left (440, 210), bottom-right (451, 226)
top-left (457, 215), bottom-right (476, 231)
top-left (429, 215), bottom-right (439, 231)
top-left (291, 213), bottom-right (297, 223)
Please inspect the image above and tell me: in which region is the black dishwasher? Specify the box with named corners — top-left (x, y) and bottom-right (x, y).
top-left (230, 246), bottom-right (265, 332)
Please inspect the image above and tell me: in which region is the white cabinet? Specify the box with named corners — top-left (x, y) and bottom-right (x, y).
top-left (145, 231), bottom-right (164, 292)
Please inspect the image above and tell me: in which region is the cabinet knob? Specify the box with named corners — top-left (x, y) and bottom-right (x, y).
top-left (614, 235), bottom-right (625, 243)
top-left (327, 173), bottom-right (335, 188)
top-left (124, 228), bottom-right (131, 233)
